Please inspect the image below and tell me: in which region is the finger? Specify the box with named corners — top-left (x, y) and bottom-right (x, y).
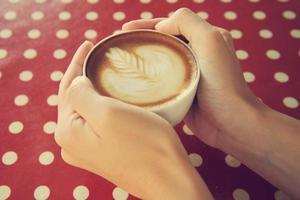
top-left (214, 26), bottom-right (235, 52)
top-left (122, 18), bottom-right (166, 30)
top-left (155, 8), bottom-right (244, 84)
top-left (59, 41), bottom-right (94, 95)
top-left (155, 8), bottom-right (215, 45)
top-left (66, 76), bottom-right (108, 127)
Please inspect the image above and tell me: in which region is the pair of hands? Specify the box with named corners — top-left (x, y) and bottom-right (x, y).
top-left (55, 8), bottom-right (261, 199)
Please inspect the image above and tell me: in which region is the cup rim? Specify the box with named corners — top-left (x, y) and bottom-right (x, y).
top-left (83, 29), bottom-right (200, 112)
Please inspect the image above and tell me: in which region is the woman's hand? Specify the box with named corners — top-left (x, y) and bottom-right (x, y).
top-left (54, 41), bottom-right (213, 200)
top-left (123, 8), bottom-right (300, 199)
top-left (123, 8), bottom-right (262, 148)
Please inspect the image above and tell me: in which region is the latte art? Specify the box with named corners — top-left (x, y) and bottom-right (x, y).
top-left (100, 45), bottom-right (187, 106)
top-left (86, 31), bottom-right (197, 108)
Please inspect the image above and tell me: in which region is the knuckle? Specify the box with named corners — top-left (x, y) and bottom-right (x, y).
top-left (54, 121), bottom-right (72, 148)
top-left (54, 126), bottom-right (64, 147)
top-left (67, 78), bottom-right (87, 99)
top-left (174, 7), bottom-right (193, 18)
top-left (206, 29), bottom-right (224, 42)
top-left (60, 150), bottom-right (76, 166)
top-left (221, 29), bottom-right (232, 39)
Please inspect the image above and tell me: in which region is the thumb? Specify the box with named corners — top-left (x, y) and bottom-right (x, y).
top-left (67, 76), bottom-right (106, 126)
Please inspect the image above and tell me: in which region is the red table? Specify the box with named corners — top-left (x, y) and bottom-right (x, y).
top-left (1, 0), bottom-right (299, 199)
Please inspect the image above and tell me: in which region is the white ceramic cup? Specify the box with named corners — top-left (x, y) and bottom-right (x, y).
top-left (83, 29), bottom-right (200, 126)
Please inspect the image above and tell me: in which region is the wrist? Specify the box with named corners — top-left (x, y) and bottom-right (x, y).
top-left (215, 96), bottom-right (273, 160)
top-left (144, 156), bottom-right (213, 200)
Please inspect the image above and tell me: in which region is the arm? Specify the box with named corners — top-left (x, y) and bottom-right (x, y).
top-left (217, 102), bottom-right (300, 198)
top-left (123, 8), bottom-right (300, 199)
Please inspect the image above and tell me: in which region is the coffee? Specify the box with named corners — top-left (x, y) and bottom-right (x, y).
top-left (85, 30), bottom-right (197, 109)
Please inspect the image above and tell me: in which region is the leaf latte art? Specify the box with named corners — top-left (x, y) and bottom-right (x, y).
top-left (99, 45), bottom-right (189, 107)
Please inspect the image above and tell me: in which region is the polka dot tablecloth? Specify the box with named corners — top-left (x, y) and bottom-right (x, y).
top-left (0, 0), bottom-right (299, 199)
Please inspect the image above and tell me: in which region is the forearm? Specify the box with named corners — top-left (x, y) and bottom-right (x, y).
top-left (216, 102), bottom-right (300, 199)
top-left (144, 149), bottom-right (214, 200)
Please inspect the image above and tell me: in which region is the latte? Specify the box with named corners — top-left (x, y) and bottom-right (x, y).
top-left (85, 30), bottom-right (198, 109)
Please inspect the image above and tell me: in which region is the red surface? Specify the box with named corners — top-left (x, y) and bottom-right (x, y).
top-left (1, 0), bottom-right (300, 199)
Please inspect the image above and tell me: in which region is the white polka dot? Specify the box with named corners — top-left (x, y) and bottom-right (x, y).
top-left (166, 0), bottom-right (177, 3)
top-left (188, 153), bottom-right (203, 167)
top-left (27, 29), bottom-right (41, 39)
top-left (0, 49), bottom-right (8, 59)
top-left (233, 189), bottom-right (250, 200)
top-left (113, 11), bottom-right (126, 21)
top-left (50, 70), bottom-right (63, 81)
top-left (47, 94), bottom-right (58, 106)
top-left (73, 185), bottom-right (89, 200)
top-left (61, 0), bottom-right (72, 3)
top-left (14, 94), bottom-right (29, 106)
top-left (87, 0), bottom-right (99, 3)
top-left (236, 50), bottom-right (249, 60)
top-left (220, 0), bottom-right (232, 2)
top-left (243, 72), bottom-right (255, 83)
top-left (35, 0), bottom-right (47, 3)
top-left (274, 190), bottom-right (291, 200)
top-left (8, 121), bottom-right (24, 134)
top-left (283, 97), bottom-right (299, 109)
top-left (24, 49), bottom-right (37, 59)
top-left (34, 185), bottom-right (50, 200)
top-left (259, 29), bottom-right (273, 39)
top-left (225, 154), bottom-right (241, 167)
top-left (2, 151), bottom-right (18, 165)
top-left (266, 49), bottom-right (281, 60)
top-left (0, 185), bottom-right (11, 200)
top-left (182, 124), bottom-right (194, 135)
top-left (53, 49), bottom-right (67, 59)
top-left (39, 151), bottom-right (54, 165)
top-left (274, 72), bottom-right (289, 83)
top-left (113, 0), bottom-right (125, 3)
top-left (282, 10), bottom-right (296, 20)
top-left (31, 11), bottom-right (45, 20)
top-left (140, 0), bottom-right (151, 3)
top-left (140, 11), bottom-right (153, 19)
top-left (253, 10), bottom-right (266, 20)
top-left (193, 0), bottom-right (205, 3)
top-left (290, 29), bottom-right (300, 39)
top-left (86, 11), bottom-right (98, 21)
top-left (56, 29), bottom-right (69, 39)
top-left (112, 187), bottom-right (129, 200)
top-left (19, 70), bottom-right (33, 82)
top-left (230, 29), bottom-right (242, 39)
top-left (84, 29), bottom-right (97, 39)
top-left (59, 11), bottom-right (71, 20)
top-left (43, 121), bottom-right (56, 134)
top-left (197, 11), bottom-right (209, 20)
top-left (9, 0), bottom-right (20, 3)
top-left (224, 11), bottom-right (237, 20)
top-left (0, 29), bottom-right (13, 39)
top-left (4, 11), bottom-right (17, 20)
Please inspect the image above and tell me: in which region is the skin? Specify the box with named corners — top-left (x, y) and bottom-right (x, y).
top-left (55, 8), bottom-right (300, 200)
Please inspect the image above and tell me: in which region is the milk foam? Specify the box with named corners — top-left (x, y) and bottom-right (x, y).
top-left (100, 45), bottom-right (188, 106)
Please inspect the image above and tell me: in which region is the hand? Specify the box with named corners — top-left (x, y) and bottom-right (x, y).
top-left (123, 8), bottom-right (263, 148)
top-left (55, 41), bottom-right (213, 200)
top-left (124, 8), bottom-right (300, 199)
